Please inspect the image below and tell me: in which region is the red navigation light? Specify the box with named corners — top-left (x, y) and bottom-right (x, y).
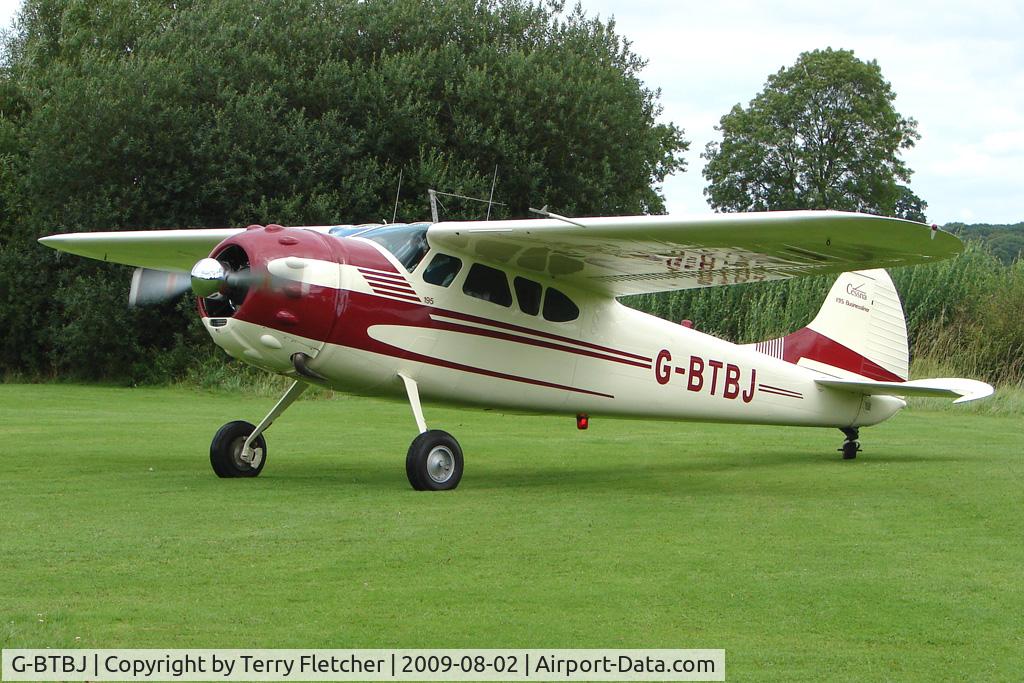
top-left (576, 413), bottom-right (589, 430)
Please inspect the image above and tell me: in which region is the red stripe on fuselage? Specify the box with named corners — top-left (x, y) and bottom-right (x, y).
top-left (357, 266), bottom-right (403, 278)
top-left (758, 384), bottom-right (803, 398)
top-left (759, 387), bottom-right (804, 399)
top-left (781, 327), bottom-right (903, 383)
top-left (431, 309), bottom-right (652, 363)
top-left (362, 273), bottom-right (414, 288)
top-left (369, 281), bottom-right (419, 297)
top-left (427, 316), bottom-right (651, 369)
top-left (372, 292), bottom-right (422, 304)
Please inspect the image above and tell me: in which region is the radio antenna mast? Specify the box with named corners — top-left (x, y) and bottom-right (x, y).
top-left (391, 169), bottom-right (403, 224)
top-left (486, 166), bottom-right (498, 221)
top-left (427, 187), bottom-right (506, 223)
top-left (428, 189), bottom-right (439, 222)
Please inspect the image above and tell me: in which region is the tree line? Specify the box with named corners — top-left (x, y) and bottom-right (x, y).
top-left (0, 0), bottom-right (686, 382)
top-left (948, 222), bottom-right (1024, 265)
top-left (1, 1), bottom-right (1016, 386)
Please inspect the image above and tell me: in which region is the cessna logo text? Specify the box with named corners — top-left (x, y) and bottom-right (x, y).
top-left (846, 283), bottom-right (868, 300)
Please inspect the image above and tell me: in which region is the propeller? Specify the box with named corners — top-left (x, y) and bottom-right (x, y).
top-left (128, 257), bottom-right (258, 308)
top-left (128, 268), bottom-right (191, 307)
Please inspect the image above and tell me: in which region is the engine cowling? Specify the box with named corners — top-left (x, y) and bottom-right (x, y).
top-left (198, 224), bottom-right (347, 374)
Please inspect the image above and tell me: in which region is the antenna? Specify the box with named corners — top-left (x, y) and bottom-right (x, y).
top-left (486, 166), bottom-right (498, 221)
top-left (391, 169), bottom-right (403, 224)
top-left (427, 188), bottom-right (506, 223)
top-left (429, 189), bottom-right (439, 223)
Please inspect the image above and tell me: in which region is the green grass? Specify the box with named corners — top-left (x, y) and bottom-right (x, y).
top-left (1, 384), bottom-right (1022, 681)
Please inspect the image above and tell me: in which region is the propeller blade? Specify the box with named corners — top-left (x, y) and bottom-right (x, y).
top-left (129, 268), bottom-right (191, 307)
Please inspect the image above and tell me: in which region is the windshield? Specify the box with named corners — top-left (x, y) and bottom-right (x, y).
top-left (329, 223), bottom-right (431, 271)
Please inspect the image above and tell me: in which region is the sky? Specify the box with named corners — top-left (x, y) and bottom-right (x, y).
top-left (582, 0), bottom-right (1024, 224)
top-left (1, 0), bottom-right (1020, 224)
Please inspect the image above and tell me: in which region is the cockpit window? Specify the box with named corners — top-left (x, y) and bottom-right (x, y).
top-left (463, 263), bottom-right (512, 307)
top-left (331, 223), bottom-right (431, 272)
top-left (423, 253), bottom-right (463, 287)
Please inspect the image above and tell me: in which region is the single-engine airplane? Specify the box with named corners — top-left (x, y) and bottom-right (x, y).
top-left (40, 210), bottom-right (993, 490)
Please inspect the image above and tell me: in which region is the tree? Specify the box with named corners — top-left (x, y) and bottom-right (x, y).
top-left (0, 0), bottom-right (688, 382)
top-left (894, 185), bottom-right (928, 223)
top-left (702, 48), bottom-right (921, 218)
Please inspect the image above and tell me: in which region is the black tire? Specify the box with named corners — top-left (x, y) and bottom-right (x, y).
top-left (841, 441), bottom-right (859, 460)
top-left (406, 430), bottom-right (463, 491)
top-left (210, 420), bottom-right (267, 478)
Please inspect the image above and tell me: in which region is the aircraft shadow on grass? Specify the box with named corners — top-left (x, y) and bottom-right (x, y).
top-left (246, 444), bottom-right (964, 497)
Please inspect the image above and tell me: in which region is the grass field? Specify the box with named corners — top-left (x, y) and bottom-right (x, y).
top-left (1, 384), bottom-right (1022, 681)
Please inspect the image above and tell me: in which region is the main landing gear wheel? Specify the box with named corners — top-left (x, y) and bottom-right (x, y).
top-left (406, 430), bottom-right (464, 491)
top-left (210, 420), bottom-right (267, 478)
top-left (839, 427), bottom-right (860, 460)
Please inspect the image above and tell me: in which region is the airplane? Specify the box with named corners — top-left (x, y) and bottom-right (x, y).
top-left (39, 210), bottom-right (993, 490)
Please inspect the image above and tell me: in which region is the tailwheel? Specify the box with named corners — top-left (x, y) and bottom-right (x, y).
top-left (210, 420), bottom-right (267, 478)
top-left (406, 430), bottom-right (463, 491)
top-left (841, 441), bottom-right (860, 460)
top-left (839, 427), bottom-right (860, 460)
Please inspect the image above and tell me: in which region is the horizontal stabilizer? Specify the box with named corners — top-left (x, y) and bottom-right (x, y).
top-left (816, 377), bottom-right (994, 404)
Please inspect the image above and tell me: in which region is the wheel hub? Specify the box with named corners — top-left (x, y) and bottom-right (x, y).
top-left (426, 446), bottom-right (455, 483)
top-left (229, 436), bottom-right (251, 470)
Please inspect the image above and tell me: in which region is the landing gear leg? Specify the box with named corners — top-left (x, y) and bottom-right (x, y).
top-left (839, 427), bottom-right (860, 460)
top-left (399, 373), bottom-right (463, 491)
top-left (209, 380), bottom-right (309, 477)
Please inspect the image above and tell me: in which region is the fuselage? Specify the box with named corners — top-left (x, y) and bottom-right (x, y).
top-left (199, 224), bottom-right (904, 429)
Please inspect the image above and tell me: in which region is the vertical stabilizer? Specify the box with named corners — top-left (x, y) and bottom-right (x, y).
top-left (748, 269), bottom-right (909, 381)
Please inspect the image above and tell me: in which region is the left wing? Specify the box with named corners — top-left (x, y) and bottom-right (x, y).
top-left (427, 211), bottom-right (961, 296)
top-left (39, 228), bottom-right (246, 272)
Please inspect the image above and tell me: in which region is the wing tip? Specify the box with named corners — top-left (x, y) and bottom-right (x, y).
top-left (37, 234), bottom-right (70, 252)
top-left (947, 379), bottom-right (995, 404)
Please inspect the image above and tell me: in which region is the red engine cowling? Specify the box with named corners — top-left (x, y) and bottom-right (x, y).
top-left (198, 224), bottom-right (347, 374)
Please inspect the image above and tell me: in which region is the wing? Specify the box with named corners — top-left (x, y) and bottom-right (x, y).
top-left (816, 377), bottom-right (994, 404)
top-left (38, 228), bottom-right (245, 272)
top-left (427, 211), bottom-right (961, 296)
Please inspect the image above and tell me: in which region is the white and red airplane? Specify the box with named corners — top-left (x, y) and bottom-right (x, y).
top-left (40, 210), bottom-right (993, 490)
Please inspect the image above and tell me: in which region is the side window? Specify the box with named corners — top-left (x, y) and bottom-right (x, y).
top-left (462, 263), bottom-right (512, 307)
top-left (422, 253), bottom-right (463, 287)
top-left (543, 287), bottom-right (579, 322)
top-left (514, 277), bottom-right (542, 316)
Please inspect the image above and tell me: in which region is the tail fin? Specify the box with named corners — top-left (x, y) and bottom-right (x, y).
top-left (750, 269), bottom-right (908, 381)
